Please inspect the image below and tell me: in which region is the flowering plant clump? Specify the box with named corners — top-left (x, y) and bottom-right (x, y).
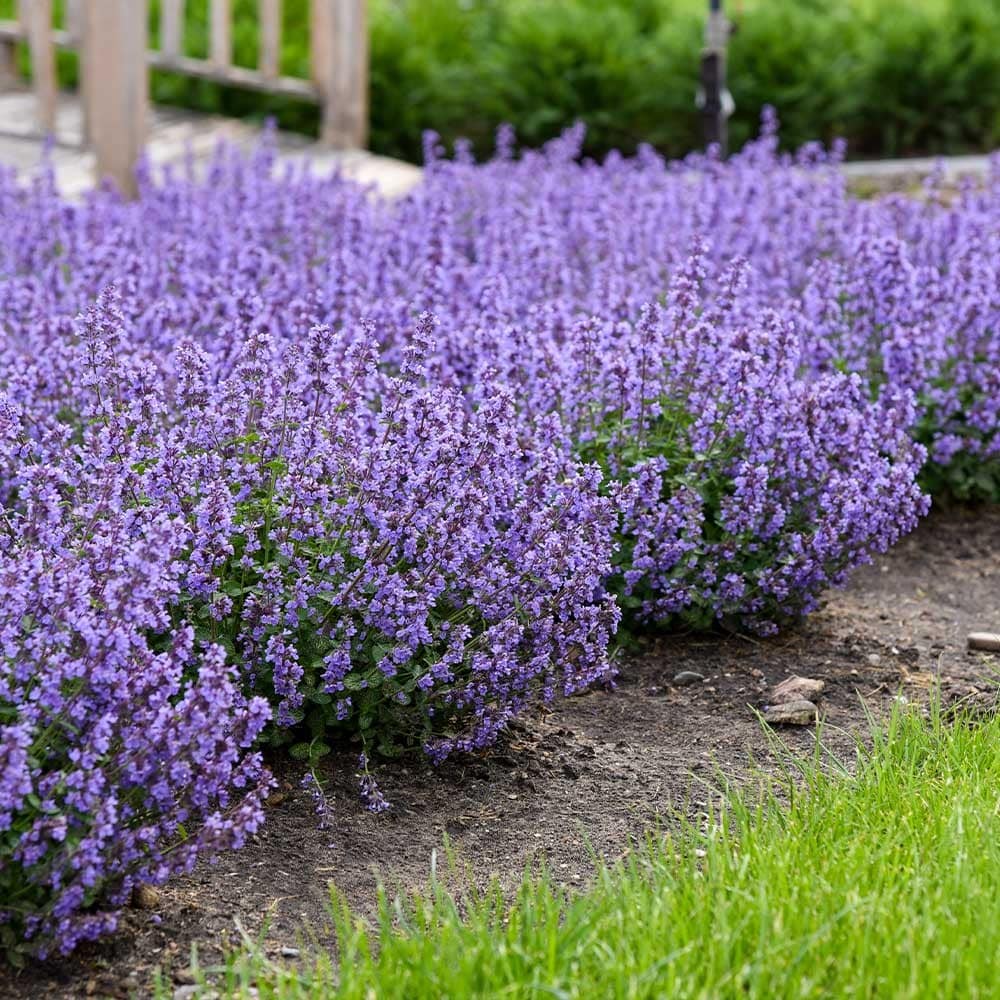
top-left (2, 121), bottom-right (996, 496)
top-left (0, 289), bottom-right (617, 955)
top-left (0, 118), bottom-right (992, 956)
top-left (8, 292), bottom-right (619, 763)
top-left (0, 399), bottom-right (271, 960)
top-left (472, 255), bottom-right (930, 633)
top-left (160, 317), bottom-right (619, 763)
top-left (797, 230), bottom-right (1000, 501)
top-left (406, 124), bottom-right (999, 501)
top-left (601, 320), bottom-right (928, 633)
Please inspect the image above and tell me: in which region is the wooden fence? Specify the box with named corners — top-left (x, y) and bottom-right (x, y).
top-left (0, 0), bottom-right (368, 195)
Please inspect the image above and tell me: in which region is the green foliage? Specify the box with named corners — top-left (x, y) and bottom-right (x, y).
top-left (918, 450), bottom-right (1000, 505)
top-left (576, 391), bottom-right (748, 634)
top-left (918, 373), bottom-right (1000, 503)
top-left (915, 383), bottom-right (1000, 502)
top-left (172, 704), bottom-right (1000, 998)
top-left (469, 0), bottom-right (700, 161)
top-left (168, 470), bottom-right (485, 760)
top-left (4, 0), bottom-right (1000, 161)
top-left (847, 0), bottom-right (1000, 157)
top-left (726, 1), bottom-right (864, 152)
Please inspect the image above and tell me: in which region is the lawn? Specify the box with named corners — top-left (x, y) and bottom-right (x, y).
top-left (167, 704), bottom-right (1000, 998)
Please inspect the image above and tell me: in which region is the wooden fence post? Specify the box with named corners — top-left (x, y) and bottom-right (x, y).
top-left (209, 0), bottom-right (231, 68)
top-left (311, 0), bottom-right (368, 149)
top-left (65, 0), bottom-right (91, 144)
top-left (26, 0), bottom-right (57, 133)
top-left (259, 0), bottom-right (281, 80)
top-left (82, 0), bottom-right (148, 197)
top-left (160, 0), bottom-right (185, 62)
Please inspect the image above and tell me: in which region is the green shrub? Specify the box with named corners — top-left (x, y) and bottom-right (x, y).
top-left (3, 0), bottom-right (999, 162)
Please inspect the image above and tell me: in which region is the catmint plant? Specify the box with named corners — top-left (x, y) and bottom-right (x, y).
top-left (1, 116), bottom-right (992, 957)
top-left (0, 415), bottom-right (271, 958)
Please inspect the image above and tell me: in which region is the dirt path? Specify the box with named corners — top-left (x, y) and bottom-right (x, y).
top-left (5, 504), bottom-right (999, 999)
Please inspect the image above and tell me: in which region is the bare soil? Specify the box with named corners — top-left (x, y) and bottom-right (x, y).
top-left (4, 503), bottom-right (999, 999)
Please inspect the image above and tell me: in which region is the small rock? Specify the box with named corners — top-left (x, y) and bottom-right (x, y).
top-left (968, 632), bottom-right (1000, 653)
top-left (771, 675), bottom-right (825, 704)
top-left (763, 699), bottom-right (819, 726)
top-left (280, 946), bottom-right (300, 958)
top-left (673, 670), bottom-right (706, 686)
top-left (173, 968), bottom-right (197, 985)
top-left (131, 883), bottom-right (160, 910)
top-left (562, 763), bottom-right (580, 780)
top-left (866, 653), bottom-right (882, 667)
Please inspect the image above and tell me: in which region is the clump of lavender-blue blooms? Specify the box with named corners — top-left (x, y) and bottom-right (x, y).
top-left (1, 114), bottom-right (994, 955)
top-left (0, 285), bottom-right (618, 957)
top-left (518, 253), bottom-right (929, 633)
top-left (53, 293), bottom-right (619, 759)
top-left (4, 115), bottom-right (995, 494)
top-left (0, 397), bottom-right (272, 958)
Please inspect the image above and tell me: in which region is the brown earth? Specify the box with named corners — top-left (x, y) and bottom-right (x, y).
top-left (4, 503), bottom-right (999, 999)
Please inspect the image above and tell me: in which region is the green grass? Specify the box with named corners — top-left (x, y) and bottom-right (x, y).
top-left (165, 703), bottom-right (1000, 998)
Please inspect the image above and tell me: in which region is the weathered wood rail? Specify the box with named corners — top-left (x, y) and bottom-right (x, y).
top-left (0, 0), bottom-right (368, 196)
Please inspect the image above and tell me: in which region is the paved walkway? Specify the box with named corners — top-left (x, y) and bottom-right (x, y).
top-left (840, 153), bottom-right (991, 190)
top-left (0, 91), bottom-right (423, 199)
top-left (840, 153), bottom-right (991, 180)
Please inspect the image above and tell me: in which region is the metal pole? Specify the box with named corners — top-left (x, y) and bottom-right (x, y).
top-left (699, 0), bottom-right (732, 156)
